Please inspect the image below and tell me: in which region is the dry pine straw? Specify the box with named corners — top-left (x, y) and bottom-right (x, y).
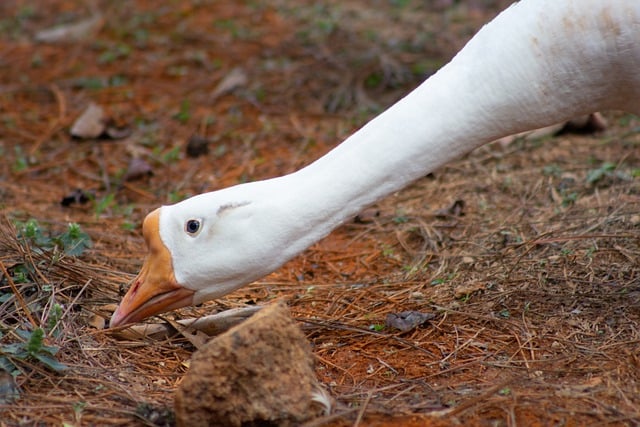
top-left (1, 128), bottom-right (640, 426)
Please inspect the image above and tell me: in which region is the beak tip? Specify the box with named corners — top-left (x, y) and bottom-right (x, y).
top-left (109, 306), bottom-right (125, 328)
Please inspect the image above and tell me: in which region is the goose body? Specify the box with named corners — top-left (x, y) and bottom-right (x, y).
top-left (110, 0), bottom-right (640, 327)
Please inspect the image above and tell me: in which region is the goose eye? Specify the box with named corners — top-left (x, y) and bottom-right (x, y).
top-left (185, 219), bottom-right (201, 235)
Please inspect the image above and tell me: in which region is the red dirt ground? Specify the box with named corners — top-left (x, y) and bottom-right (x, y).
top-left (1, 1), bottom-right (640, 426)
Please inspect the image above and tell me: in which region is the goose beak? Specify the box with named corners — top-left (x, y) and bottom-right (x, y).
top-left (109, 209), bottom-right (195, 328)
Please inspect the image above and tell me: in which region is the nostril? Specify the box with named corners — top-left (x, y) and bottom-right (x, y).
top-left (130, 281), bottom-right (141, 295)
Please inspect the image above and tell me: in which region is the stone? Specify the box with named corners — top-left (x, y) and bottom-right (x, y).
top-left (174, 302), bottom-right (329, 427)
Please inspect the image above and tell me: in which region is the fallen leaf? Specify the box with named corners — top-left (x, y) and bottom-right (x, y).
top-left (35, 14), bottom-right (104, 44)
top-left (70, 103), bottom-right (106, 139)
top-left (123, 158), bottom-right (153, 182)
top-left (454, 282), bottom-right (486, 299)
top-left (211, 67), bottom-right (248, 100)
top-left (434, 199), bottom-right (465, 218)
top-left (354, 208), bottom-right (380, 224)
top-left (0, 372), bottom-right (19, 404)
top-left (110, 307), bottom-right (262, 341)
top-left (386, 311), bottom-right (435, 332)
top-left (104, 124), bottom-right (132, 140)
top-left (166, 318), bottom-right (210, 350)
top-left (88, 314), bottom-right (106, 330)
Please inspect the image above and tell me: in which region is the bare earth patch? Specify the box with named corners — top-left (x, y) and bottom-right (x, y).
top-left (1, 1), bottom-right (639, 426)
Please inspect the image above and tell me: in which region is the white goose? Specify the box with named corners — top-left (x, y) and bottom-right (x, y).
top-left (110, 0), bottom-right (640, 327)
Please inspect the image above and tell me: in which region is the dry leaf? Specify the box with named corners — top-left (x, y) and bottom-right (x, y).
top-left (354, 208), bottom-right (380, 224)
top-left (123, 157), bottom-right (153, 182)
top-left (211, 67), bottom-right (248, 100)
top-left (434, 199), bottom-right (465, 218)
top-left (386, 311), bottom-right (435, 332)
top-left (70, 103), bottom-right (105, 139)
top-left (454, 282), bottom-right (486, 299)
top-left (110, 306), bottom-right (262, 341)
top-left (88, 314), bottom-right (106, 329)
top-left (35, 15), bottom-right (104, 44)
top-left (0, 372), bottom-right (19, 404)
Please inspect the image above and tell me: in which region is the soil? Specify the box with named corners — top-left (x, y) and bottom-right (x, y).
top-left (174, 302), bottom-right (325, 427)
top-left (1, 1), bottom-right (640, 426)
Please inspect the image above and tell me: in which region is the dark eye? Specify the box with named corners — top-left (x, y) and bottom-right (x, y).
top-left (185, 219), bottom-right (201, 235)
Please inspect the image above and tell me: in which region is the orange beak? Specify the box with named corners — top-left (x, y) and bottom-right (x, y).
top-left (109, 209), bottom-right (195, 328)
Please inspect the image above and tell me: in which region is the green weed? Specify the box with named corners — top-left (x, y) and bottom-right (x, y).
top-left (16, 219), bottom-right (92, 257)
top-left (0, 320), bottom-right (68, 375)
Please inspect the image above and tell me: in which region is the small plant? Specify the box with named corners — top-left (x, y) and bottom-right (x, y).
top-left (586, 161), bottom-right (615, 183)
top-left (368, 324), bottom-right (385, 332)
top-left (46, 303), bottom-right (64, 336)
top-left (586, 161), bottom-right (630, 185)
top-left (162, 145), bottom-right (181, 164)
top-left (431, 273), bottom-right (455, 286)
top-left (213, 18), bottom-right (251, 39)
top-left (98, 43), bottom-right (132, 64)
top-left (12, 145), bottom-right (29, 172)
top-left (57, 223), bottom-right (92, 256)
top-left (74, 76), bottom-right (107, 90)
top-left (561, 192), bottom-right (578, 207)
top-left (542, 163), bottom-right (563, 177)
top-left (16, 218), bottom-right (49, 247)
top-left (498, 387), bottom-right (511, 396)
top-left (381, 244), bottom-right (395, 257)
top-left (93, 193), bottom-right (115, 218)
top-left (16, 219), bottom-right (92, 257)
top-left (498, 309), bottom-right (511, 319)
top-left (390, 0), bottom-right (411, 8)
top-left (560, 248), bottom-right (573, 256)
top-left (0, 221), bottom-right (78, 377)
top-left (393, 215), bottom-right (409, 224)
top-left (173, 99), bottom-right (191, 123)
top-left (168, 191), bottom-right (189, 204)
top-left (365, 71), bottom-right (383, 89)
top-left (0, 325), bottom-right (68, 374)
top-left (121, 221), bottom-right (137, 231)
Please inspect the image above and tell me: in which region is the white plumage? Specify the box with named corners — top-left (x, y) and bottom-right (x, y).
top-left (111, 0), bottom-right (640, 327)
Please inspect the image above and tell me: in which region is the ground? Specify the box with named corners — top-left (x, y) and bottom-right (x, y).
top-left (1, 1), bottom-right (640, 426)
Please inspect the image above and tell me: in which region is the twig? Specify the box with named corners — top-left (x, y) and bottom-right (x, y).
top-left (163, 317), bottom-right (210, 349)
top-left (439, 327), bottom-right (485, 365)
top-left (52, 279), bottom-right (92, 338)
top-left (109, 306), bottom-right (262, 341)
top-left (29, 83), bottom-right (66, 156)
top-left (429, 377), bottom-right (518, 418)
top-left (353, 390), bottom-right (373, 427)
top-left (0, 259), bottom-right (38, 328)
top-left (299, 409), bottom-right (359, 427)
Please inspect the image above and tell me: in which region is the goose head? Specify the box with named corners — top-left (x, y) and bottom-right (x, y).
top-left (109, 181), bottom-right (296, 327)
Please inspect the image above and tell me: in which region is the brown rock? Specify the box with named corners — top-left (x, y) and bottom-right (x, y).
top-left (174, 302), bottom-right (329, 427)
